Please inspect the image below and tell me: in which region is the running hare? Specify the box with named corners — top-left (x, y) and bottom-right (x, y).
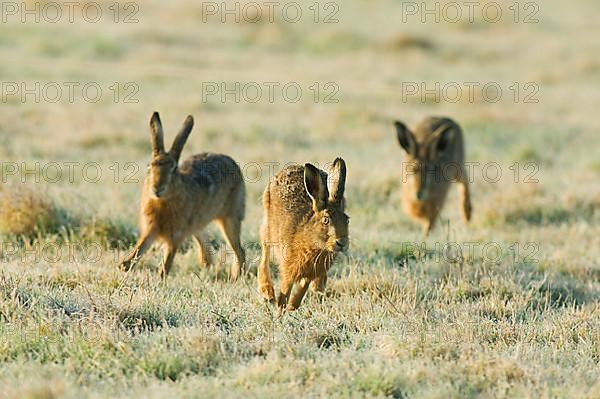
top-left (258, 158), bottom-right (349, 311)
top-left (394, 117), bottom-right (472, 235)
top-left (119, 112), bottom-right (246, 279)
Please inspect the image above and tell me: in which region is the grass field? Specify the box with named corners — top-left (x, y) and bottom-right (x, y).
top-left (0, 1), bottom-right (599, 397)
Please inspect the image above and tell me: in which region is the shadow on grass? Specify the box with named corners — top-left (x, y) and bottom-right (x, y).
top-left (484, 198), bottom-right (598, 227)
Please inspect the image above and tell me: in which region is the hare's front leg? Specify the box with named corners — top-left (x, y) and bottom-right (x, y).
top-left (458, 166), bottom-right (472, 222)
top-left (288, 278), bottom-right (311, 311)
top-left (193, 232), bottom-right (213, 267)
top-left (423, 219), bottom-right (434, 237)
top-left (277, 271), bottom-right (294, 311)
top-left (159, 242), bottom-right (178, 280)
top-left (312, 273), bottom-right (328, 295)
top-left (120, 231), bottom-right (157, 271)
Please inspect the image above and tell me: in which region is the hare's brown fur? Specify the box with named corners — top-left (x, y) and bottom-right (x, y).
top-left (120, 112), bottom-right (245, 279)
top-left (395, 117), bottom-right (472, 235)
top-left (258, 159), bottom-right (349, 311)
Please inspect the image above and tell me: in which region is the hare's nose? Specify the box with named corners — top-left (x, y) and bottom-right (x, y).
top-left (335, 238), bottom-right (349, 252)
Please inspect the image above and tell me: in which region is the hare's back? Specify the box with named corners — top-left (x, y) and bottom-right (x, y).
top-left (269, 165), bottom-right (326, 215)
top-left (180, 153), bottom-right (243, 188)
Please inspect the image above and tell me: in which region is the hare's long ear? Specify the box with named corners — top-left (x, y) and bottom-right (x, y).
top-left (150, 112), bottom-right (165, 156)
top-left (304, 163), bottom-right (328, 211)
top-left (429, 124), bottom-right (455, 155)
top-left (327, 157), bottom-right (346, 204)
top-left (395, 121), bottom-right (417, 156)
top-left (169, 115), bottom-right (194, 163)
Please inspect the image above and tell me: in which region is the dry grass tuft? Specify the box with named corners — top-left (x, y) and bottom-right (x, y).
top-left (0, 186), bottom-right (136, 248)
top-left (0, 186), bottom-right (71, 240)
top-left (77, 217), bottom-right (138, 250)
top-left (381, 33), bottom-right (435, 52)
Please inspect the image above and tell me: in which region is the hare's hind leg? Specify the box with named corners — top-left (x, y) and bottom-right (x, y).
top-left (258, 239), bottom-right (275, 302)
top-left (257, 213), bottom-right (276, 302)
top-left (120, 231), bottom-right (157, 271)
top-left (458, 166), bottom-right (472, 222)
top-left (217, 217), bottom-right (245, 281)
top-left (193, 231), bottom-right (213, 267)
top-left (258, 185), bottom-right (276, 302)
top-left (423, 219), bottom-right (434, 237)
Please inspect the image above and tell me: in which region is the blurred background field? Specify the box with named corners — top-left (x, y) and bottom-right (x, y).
top-left (0, 1), bottom-right (598, 397)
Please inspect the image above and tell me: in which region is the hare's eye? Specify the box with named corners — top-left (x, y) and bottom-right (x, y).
top-left (322, 216), bottom-right (330, 225)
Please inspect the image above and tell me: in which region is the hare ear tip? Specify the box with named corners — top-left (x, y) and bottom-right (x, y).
top-left (304, 163), bottom-right (318, 172)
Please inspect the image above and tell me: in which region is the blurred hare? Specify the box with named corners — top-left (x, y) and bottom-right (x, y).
top-left (120, 112), bottom-right (246, 279)
top-left (394, 117), bottom-right (472, 235)
top-left (258, 158), bottom-right (349, 311)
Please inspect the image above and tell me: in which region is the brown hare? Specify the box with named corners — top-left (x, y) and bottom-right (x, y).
top-left (258, 158), bottom-right (349, 311)
top-left (119, 112), bottom-right (246, 279)
top-left (394, 117), bottom-right (472, 235)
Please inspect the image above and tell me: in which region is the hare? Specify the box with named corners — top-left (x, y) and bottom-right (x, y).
top-left (394, 117), bottom-right (472, 235)
top-left (257, 158), bottom-right (349, 311)
top-left (119, 112), bottom-right (246, 279)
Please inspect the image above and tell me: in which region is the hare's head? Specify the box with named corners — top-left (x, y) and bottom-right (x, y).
top-left (147, 112), bottom-right (194, 199)
top-left (394, 120), bottom-right (455, 202)
top-left (303, 158), bottom-right (349, 253)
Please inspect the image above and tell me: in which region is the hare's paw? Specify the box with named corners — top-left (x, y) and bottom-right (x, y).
top-left (159, 266), bottom-right (169, 280)
top-left (259, 283), bottom-right (275, 303)
top-left (229, 263), bottom-right (242, 281)
top-left (119, 258), bottom-right (135, 272)
top-left (276, 292), bottom-right (289, 310)
top-left (463, 200), bottom-right (473, 222)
